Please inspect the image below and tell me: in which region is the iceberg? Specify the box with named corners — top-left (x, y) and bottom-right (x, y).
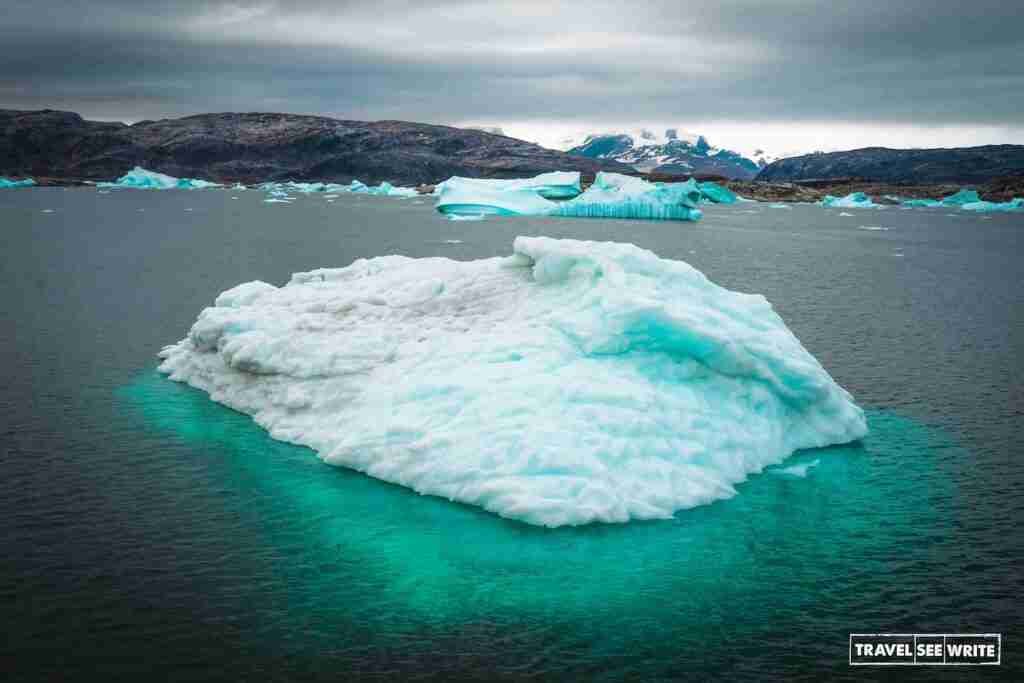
top-left (553, 173), bottom-right (703, 221)
top-left (960, 198), bottom-right (1024, 212)
top-left (697, 181), bottom-right (738, 204)
top-left (98, 166), bottom-right (220, 190)
top-left (0, 176), bottom-right (36, 188)
top-left (901, 198), bottom-right (942, 208)
top-left (158, 236), bottom-right (866, 527)
top-left (260, 179), bottom-right (419, 197)
top-left (940, 188), bottom-right (981, 206)
top-left (436, 177), bottom-right (559, 216)
top-left (435, 172), bottom-right (581, 200)
top-left (820, 192), bottom-right (878, 209)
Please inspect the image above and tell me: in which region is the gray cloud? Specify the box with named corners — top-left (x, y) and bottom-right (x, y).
top-left (2, 1), bottom-right (1022, 136)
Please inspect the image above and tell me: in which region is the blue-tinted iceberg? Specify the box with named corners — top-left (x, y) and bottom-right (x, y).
top-left (0, 176), bottom-right (36, 188)
top-left (436, 177), bottom-right (559, 216)
top-left (158, 236), bottom-right (866, 527)
top-left (821, 192), bottom-right (878, 209)
top-left (697, 181), bottom-right (738, 204)
top-left (98, 167), bottom-right (220, 190)
top-left (960, 198), bottom-right (1024, 212)
top-left (940, 188), bottom-right (981, 206)
top-left (553, 173), bottom-right (703, 221)
top-left (435, 172), bottom-right (581, 200)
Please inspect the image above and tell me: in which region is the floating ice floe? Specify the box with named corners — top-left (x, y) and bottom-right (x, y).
top-left (697, 181), bottom-right (738, 204)
top-left (552, 173), bottom-right (703, 221)
top-left (821, 192), bottom-right (878, 209)
top-left (0, 176), bottom-right (36, 188)
top-left (159, 236), bottom-right (866, 527)
top-left (98, 167), bottom-right (221, 190)
top-left (768, 203), bottom-right (792, 209)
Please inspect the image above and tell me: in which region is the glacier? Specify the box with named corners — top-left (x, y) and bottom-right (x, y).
top-left (0, 176), bottom-right (36, 188)
top-left (98, 166), bottom-right (221, 190)
top-left (821, 192), bottom-right (878, 209)
top-left (552, 173), bottom-right (703, 221)
top-left (158, 236), bottom-right (867, 527)
top-left (697, 181), bottom-right (738, 204)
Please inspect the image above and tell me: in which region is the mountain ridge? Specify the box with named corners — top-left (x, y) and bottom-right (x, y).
top-left (0, 109), bottom-right (632, 185)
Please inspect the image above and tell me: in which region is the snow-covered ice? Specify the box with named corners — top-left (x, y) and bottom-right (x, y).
top-left (98, 167), bottom-right (220, 190)
top-left (435, 172), bottom-right (581, 200)
top-left (159, 236), bottom-right (867, 527)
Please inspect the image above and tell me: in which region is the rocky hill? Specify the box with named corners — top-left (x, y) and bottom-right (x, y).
top-left (756, 145), bottom-right (1024, 184)
top-left (0, 109), bottom-right (632, 185)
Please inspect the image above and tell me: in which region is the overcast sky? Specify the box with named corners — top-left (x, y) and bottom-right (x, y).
top-left (3, 1), bottom-right (1022, 156)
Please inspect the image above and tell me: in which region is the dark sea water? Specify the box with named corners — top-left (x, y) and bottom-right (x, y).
top-left (2, 188), bottom-right (1022, 681)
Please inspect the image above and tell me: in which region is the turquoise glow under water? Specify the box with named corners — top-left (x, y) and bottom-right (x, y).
top-left (121, 370), bottom-right (960, 676)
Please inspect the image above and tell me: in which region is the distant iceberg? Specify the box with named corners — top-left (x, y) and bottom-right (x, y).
top-left (98, 167), bottom-right (220, 190)
top-left (0, 176), bottom-right (36, 188)
top-left (697, 181), bottom-right (738, 204)
top-left (553, 173), bottom-right (703, 221)
top-left (435, 172), bottom-right (581, 200)
top-left (159, 236), bottom-right (866, 527)
top-left (821, 192), bottom-right (878, 209)
top-left (901, 198), bottom-right (942, 208)
top-left (960, 198), bottom-right (1024, 212)
top-left (436, 176), bottom-right (560, 216)
top-left (940, 188), bottom-right (981, 206)
top-left (259, 179), bottom-right (419, 198)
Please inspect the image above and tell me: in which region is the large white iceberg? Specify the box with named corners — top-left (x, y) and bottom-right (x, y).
top-left (553, 173), bottom-right (703, 221)
top-left (158, 237), bottom-right (866, 527)
top-left (0, 176), bottom-right (36, 188)
top-left (98, 166), bottom-right (220, 190)
top-left (821, 192), bottom-right (878, 209)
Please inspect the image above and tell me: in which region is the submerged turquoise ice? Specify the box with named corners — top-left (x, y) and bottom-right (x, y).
top-left (158, 237), bottom-right (866, 527)
top-left (98, 166), bottom-right (221, 189)
top-left (0, 176), bottom-right (36, 188)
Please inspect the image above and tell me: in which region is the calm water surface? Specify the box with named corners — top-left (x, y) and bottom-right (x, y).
top-left (2, 188), bottom-right (1022, 680)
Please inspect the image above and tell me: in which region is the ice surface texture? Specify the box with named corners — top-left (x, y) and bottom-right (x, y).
top-left (0, 176), bottom-right (36, 188)
top-left (159, 237), bottom-right (867, 527)
top-left (98, 167), bottom-right (220, 189)
top-left (821, 192), bottom-right (878, 209)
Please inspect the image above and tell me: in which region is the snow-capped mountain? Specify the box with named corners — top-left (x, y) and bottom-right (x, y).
top-left (565, 129), bottom-right (764, 180)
